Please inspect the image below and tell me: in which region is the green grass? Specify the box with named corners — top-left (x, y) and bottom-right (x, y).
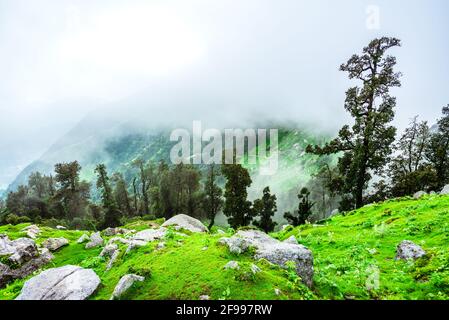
top-left (1, 194), bottom-right (449, 300)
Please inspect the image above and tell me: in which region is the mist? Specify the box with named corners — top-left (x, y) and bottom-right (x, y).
top-left (1, 0), bottom-right (449, 189)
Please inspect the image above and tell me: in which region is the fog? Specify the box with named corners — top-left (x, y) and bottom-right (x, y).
top-left (0, 0), bottom-right (448, 189)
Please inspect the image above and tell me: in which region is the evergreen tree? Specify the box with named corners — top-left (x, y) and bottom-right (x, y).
top-left (203, 164), bottom-right (223, 229)
top-left (307, 37), bottom-right (401, 209)
top-left (54, 161), bottom-right (90, 219)
top-left (425, 105), bottom-right (449, 189)
top-left (284, 187), bottom-right (314, 226)
top-left (222, 164), bottom-right (254, 228)
top-left (253, 186), bottom-right (277, 233)
top-left (389, 116), bottom-right (437, 196)
top-left (95, 164), bottom-right (121, 228)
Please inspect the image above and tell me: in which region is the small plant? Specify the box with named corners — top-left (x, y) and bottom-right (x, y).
top-left (373, 222), bottom-right (388, 238)
top-left (128, 265), bottom-right (152, 278)
top-left (219, 287), bottom-right (231, 300)
top-left (80, 256), bottom-right (104, 269)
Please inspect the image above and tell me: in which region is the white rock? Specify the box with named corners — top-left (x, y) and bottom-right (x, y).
top-left (110, 274), bottom-right (144, 300)
top-left (199, 295), bottom-right (210, 300)
top-left (56, 225), bottom-right (67, 230)
top-left (77, 234), bottom-right (90, 244)
top-left (413, 191), bottom-right (427, 199)
top-left (223, 260), bottom-right (240, 270)
top-left (103, 227), bottom-right (129, 237)
top-left (224, 261), bottom-right (240, 270)
top-left (395, 240), bottom-right (426, 261)
top-left (330, 209), bottom-right (340, 217)
top-left (0, 236), bottom-right (39, 266)
top-left (106, 249), bottom-right (120, 271)
top-left (100, 244), bottom-right (118, 258)
top-left (42, 238), bottom-right (69, 252)
top-left (16, 265), bottom-right (100, 300)
top-left (220, 230), bottom-right (313, 287)
top-left (250, 264), bottom-right (261, 274)
top-left (283, 236), bottom-right (298, 245)
top-left (133, 228), bottom-right (167, 242)
top-left (274, 288), bottom-right (281, 296)
top-left (161, 214), bottom-right (208, 233)
top-left (22, 225), bottom-right (40, 239)
top-left (440, 184), bottom-right (449, 195)
top-left (156, 242), bottom-right (166, 250)
top-left (85, 232), bottom-right (104, 249)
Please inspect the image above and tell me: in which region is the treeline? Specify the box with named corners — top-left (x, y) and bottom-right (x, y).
top-left (0, 156), bottom-right (280, 232)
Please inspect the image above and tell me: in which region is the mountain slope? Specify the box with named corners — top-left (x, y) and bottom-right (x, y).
top-left (1, 194), bottom-right (448, 300)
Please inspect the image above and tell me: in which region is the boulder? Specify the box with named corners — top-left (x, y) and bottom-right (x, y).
top-left (224, 261), bottom-right (240, 270)
top-left (283, 236), bottom-right (298, 245)
top-left (100, 244), bottom-right (118, 258)
top-left (219, 230), bottom-right (313, 287)
top-left (440, 184), bottom-right (449, 195)
top-left (106, 250), bottom-right (120, 271)
top-left (16, 265), bottom-right (100, 300)
top-left (0, 248), bottom-right (53, 288)
top-left (103, 227), bottom-right (129, 237)
top-left (77, 234), bottom-right (90, 244)
top-left (110, 274), bottom-right (144, 300)
top-left (42, 238), bottom-right (69, 252)
top-left (329, 209), bottom-right (340, 217)
top-left (413, 191), bottom-right (427, 199)
top-left (132, 228), bottom-right (167, 242)
top-left (0, 236), bottom-right (39, 266)
top-left (22, 225), bottom-right (40, 239)
top-left (395, 240), bottom-right (426, 261)
top-left (199, 295), bottom-right (210, 300)
top-left (56, 225), bottom-right (67, 230)
top-left (161, 214), bottom-right (208, 233)
top-left (85, 232), bottom-right (104, 249)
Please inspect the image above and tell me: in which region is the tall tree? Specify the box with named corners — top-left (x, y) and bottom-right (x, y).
top-left (253, 186), bottom-right (277, 233)
top-left (284, 187), bottom-right (314, 226)
top-left (222, 164), bottom-right (254, 228)
top-left (389, 116), bottom-right (436, 195)
top-left (54, 161), bottom-right (90, 219)
top-left (95, 164), bottom-right (121, 228)
top-left (425, 105), bottom-right (449, 189)
top-left (307, 37), bottom-right (401, 209)
top-left (203, 164), bottom-right (223, 229)
top-left (112, 172), bottom-right (133, 216)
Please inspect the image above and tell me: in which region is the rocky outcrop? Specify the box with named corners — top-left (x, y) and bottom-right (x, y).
top-left (110, 274), bottom-right (145, 300)
top-left (395, 240), bottom-right (426, 261)
top-left (22, 225), bottom-right (40, 239)
top-left (16, 265), bottom-right (100, 300)
top-left (0, 235), bottom-right (39, 266)
top-left (85, 232), bottom-right (104, 249)
top-left (0, 248), bottom-right (53, 288)
top-left (413, 191), bottom-right (427, 199)
top-left (42, 238), bottom-right (69, 252)
top-left (440, 184), bottom-right (449, 195)
top-left (161, 214), bottom-right (208, 233)
top-left (219, 230), bottom-right (313, 287)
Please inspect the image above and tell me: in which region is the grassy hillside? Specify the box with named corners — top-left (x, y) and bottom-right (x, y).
top-left (1, 194), bottom-right (448, 300)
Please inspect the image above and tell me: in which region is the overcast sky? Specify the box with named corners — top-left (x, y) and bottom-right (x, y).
top-left (0, 0), bottom-right (448, 189)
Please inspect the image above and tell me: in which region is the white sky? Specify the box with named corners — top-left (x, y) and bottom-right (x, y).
top-left (0, 0), bottom-right (448, 189)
